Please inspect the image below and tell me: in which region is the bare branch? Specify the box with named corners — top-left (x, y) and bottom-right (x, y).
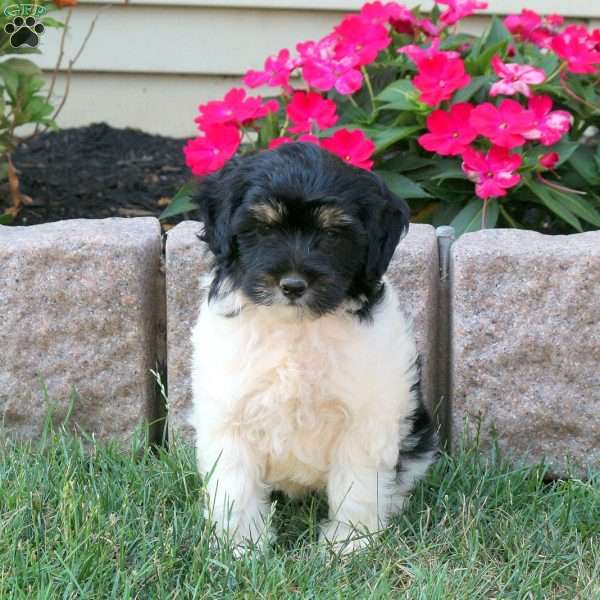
top-left (50, 8), bottom-right (106, 125)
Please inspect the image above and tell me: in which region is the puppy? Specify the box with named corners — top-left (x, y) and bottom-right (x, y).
top-left (190, 142), bottom-right (437, 552)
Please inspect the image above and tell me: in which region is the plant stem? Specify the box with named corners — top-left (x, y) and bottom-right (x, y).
top-left (559, 70), bottom-right (597, 111)
top-left (545, 62), bottom-right (565, 85)
top-left (348, 94), bottom-right (361, 111)
top-left (481, 198), bottom-right (488, 229)
top-left (536, 171), bottom-right (587, 195)
top-left (361, 67), bottom-right (376, 114)
top-left (499, 204), bottom-right (522, 229)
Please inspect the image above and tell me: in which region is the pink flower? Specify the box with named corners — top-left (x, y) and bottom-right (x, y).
top-left (461, 146), bottom-right (523, 199)
top-left (286, 91), bottom-right (338, 134)
top-left (195, 88), bottom-right (278, 130)
top-left (321, 129), bottom-right (376, 170)
top-left (490, 55), bottom-right (545, 98)
top-left (298, 36), bottom-right (363, 95)
top-left (298, 134), bottom-right (321, 145)
top-left (436, 0), bottom-right (488, 26)
top-left (269, 136), bottom-right (294, 149)
top-left (418, 103), bottom-right (477, 156)
top-left (504, 10), bottom-right (562, 49)
top-left (591, 28), bottom-right (600, 52)
top-left (546, 14), bottom-right (564, 28)
top-left (413, 53), bottom-right (471, 106)
top-left (333, 15), bottom-right (391, 67)
top-left (417, 18), bottom-right (441, 37)
top-left (469, 99), bottom-right (535, 148)
top-left (551, 25), bottom-right (600, 74)
top-left (539, 152), bottom-right (559, 170)
top-left (360, 1), bottom-right (406, 24)
top-left (243, 49), bottom-right (300, 91)
top-left (302, 59), bottom-right (363, 95)
top-left (387, 4), bottom-right (419, 34)
top-left (399, 38), bottom-right (459, 66)
top-left (183, 125), bottom-right (241, 176)
top-left (523, 95), bottom-right (572, 146)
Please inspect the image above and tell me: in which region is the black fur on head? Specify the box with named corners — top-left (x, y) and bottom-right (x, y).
top-left (193, 142), bottom-right (409, 317)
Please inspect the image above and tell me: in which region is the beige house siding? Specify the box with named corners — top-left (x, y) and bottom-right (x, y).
top-left (32, 1), bottom-right (599, 137)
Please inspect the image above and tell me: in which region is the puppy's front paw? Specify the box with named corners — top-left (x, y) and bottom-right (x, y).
top-left (206, 508), bottom-right (275, 555)
top-left (318, 520), bottom-right (373, 554)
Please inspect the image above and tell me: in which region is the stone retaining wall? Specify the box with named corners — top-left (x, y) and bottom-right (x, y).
top-left (1, 218), bottom-right (598, 476)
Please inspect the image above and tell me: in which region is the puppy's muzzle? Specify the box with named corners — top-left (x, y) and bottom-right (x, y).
top-left (279, 274), bottom-right (308, 300)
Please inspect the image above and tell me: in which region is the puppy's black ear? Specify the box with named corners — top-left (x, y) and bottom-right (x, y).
top-left (363, 175), bottom-right (410, 283)
top-left (192, 157), bottom-right (247, 261)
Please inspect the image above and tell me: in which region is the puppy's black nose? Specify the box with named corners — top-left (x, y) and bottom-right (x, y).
top-left (280, 275), bottom-right (308, 299)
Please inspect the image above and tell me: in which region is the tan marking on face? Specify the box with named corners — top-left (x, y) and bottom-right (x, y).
top-left (250, 202), bottom-right (286, 224)
top-left (316, 206), bottom-right (354, 229)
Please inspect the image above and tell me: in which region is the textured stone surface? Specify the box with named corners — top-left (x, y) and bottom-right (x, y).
top-left (165, 221), bottom-right (209, 443)
top-left (387, 224), bottom-right (440, 414)
top-left (165, 221), bottom-right (440, 443)
top-left (451, 229), bottom-right (600, 476)
top-left (0, 218), bottom-right (162, 442)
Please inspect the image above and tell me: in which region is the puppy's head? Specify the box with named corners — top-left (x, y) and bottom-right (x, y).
top-left (194, 142), bottom-right (409, 316)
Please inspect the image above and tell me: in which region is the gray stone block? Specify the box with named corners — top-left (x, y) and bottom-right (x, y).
top-left (165, 221), bottom-right (441, 443)
top-left (450, 229), bottom-right (600, 476)
top-left (387, 224), bottom-right (440, 415)
top-left (0, 218), bottom-right (162, 442)
top-left (165, 221), bottom-right (208, 443)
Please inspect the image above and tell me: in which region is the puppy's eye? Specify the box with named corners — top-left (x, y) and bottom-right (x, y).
top-left (257, 224), bottom-right (274, 236)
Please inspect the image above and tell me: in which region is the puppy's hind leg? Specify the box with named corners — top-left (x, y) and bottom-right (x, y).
top-left (395, 398), bottom-right (439, 497)
top-left (200, 437), bottom-right (273, 551)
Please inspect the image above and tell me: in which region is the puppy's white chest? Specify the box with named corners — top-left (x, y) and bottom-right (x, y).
top-left (235, 320), bottom-right (352, 491)
top-left (192, 287), bottom-right (416, 495)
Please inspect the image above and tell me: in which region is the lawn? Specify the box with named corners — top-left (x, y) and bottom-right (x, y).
top-left (1, 426), bottom-right (598, 599)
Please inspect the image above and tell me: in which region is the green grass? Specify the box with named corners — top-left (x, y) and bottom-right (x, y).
top-left (1, 427), bottom-right (599, 600)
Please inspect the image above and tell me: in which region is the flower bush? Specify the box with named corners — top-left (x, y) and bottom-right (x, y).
top-left (0, 0), bottom-right (74, 223)
top-left (164, 1), bottom-right (600, 236)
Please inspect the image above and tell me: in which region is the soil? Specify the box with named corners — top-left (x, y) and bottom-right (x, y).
top-left (1, 123), bottom-right (195, 226)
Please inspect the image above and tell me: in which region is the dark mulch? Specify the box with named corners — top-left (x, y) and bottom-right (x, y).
top-left (2, 123), bottom-right (193, 226)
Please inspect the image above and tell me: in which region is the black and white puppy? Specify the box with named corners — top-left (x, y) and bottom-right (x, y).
top-left (190, 142), bottom-right (437, 552)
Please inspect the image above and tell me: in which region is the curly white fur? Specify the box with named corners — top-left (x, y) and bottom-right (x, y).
top-left (190, 276), bottom-right (433, 551)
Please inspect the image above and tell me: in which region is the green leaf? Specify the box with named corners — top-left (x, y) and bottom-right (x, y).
top-left (569, 146), bottom-right (600, 186)
top-left (430, 165), bottom-right (467, 182)
top-left (440, 33), bottom-right (478, 51)
top-left (380, 101), bottom-right (417, 112)
top-left (257, 111), bottom-right (279, 148)
top-left (41, 16), bottom-right (65, 28)
top-left (376, 79), bottom-right (418, 108)
top-left (478, 41), bottom-right (509, 72)
top-left (526, 180), bottom-right (583, 231)
top-left (0, 211), bottom-right (13, 225)
top-left (159, 180), bottom-right (199, 220)
top-left (375, 171), bottom-right (432, 199)
top-left (485, 16), bottom-right (513, 49)
top-left (549, 188), bottom-right (600, 227)
top-left (0, 58), bottom-right (41, 76)
top-left (450, 198), bottom-right (499, 236)
top-left (380, 153), bottom-right (433, 173)
top-left (0, 64), bottom-right (18, 99)
top-left (371, 125), bottom-right (421, 154)
top-left (452, 75), bottom-right (490, 103)
top-left (24, 96), bottom-right (54, 120)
